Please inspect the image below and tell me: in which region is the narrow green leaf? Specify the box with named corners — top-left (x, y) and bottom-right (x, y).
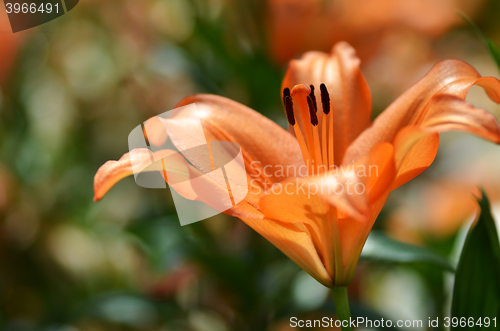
top-left (460, 14), bottom-right (500, 74)
top-left (360, 231), bottom-right (454, 272)
top-left (486, 40), bottom-right (500, 72)
top-left (451, 191), bottom-right (500, 328)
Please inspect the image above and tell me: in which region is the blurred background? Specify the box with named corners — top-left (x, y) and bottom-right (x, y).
top-left (1, 0), bottom-right (500, 330)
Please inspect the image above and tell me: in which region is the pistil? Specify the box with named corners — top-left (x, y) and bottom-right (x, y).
top-left (284, 89), bottom-right (311, 173)
top-left (291, 85), bottom-right (316, 169)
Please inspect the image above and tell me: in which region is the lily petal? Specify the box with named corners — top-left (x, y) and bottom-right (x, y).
top-left (282, 42), bottom-right (372, 164)
top-left (95, 94), bottom-right (304, 219)
top-left (94, 149), bottom-right (185, 202)
top-left (340, 190), bottom-right (391, 282)
top-left (344, 59), bottom-right (500, 187)
top-left (258, 143), bottom-right (395, 284)
top-left (336, 143), bottom-right (395, 279)
top-left (241, 216), bottom-right (332, 286)
top-left (392, 127), bottom-right (439, 190)
top-left (94, 148), bottom-right (264, 219)
top-left (172, 95), bottom-right (305, 187)
top-left (420, 95), bottom-right (500, 142)
top-left (258, 178), bottom-right (334, 277)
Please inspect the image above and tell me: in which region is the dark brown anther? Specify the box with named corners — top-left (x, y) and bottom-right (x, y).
top-left (283, 87), bottom-right (291, 107)
top-left (320, 83), bottom-right (331, 115)
top-left (307, 96), bottom-right (319, 126)
top-left (284, 96), bottom-right (295, 126)
top-left (309, 85), bottom-right (317, 112)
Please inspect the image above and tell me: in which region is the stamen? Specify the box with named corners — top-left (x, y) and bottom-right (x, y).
top-left (307, 96), bottom-right (319, 126)
top-left (309, 85), bottom-right (317, 112)
top-left (329, 111), bottom-right (334, 168)
top-left (320, 84), bottom-right (334, 168)
top-left (307, 95), bottom-right (323, 172)
top-left (320, 83), bottom-right (331, 115)
top-left (284, 95), bottom-right (295, 126)
top-left (283, 87), bottom-right (291, 105)
top-left (322, 113), bottom-right (328, 169)
top-left (293, 125), bottom-right (312, 174)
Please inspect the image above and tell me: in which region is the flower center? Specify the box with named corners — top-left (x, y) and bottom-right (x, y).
top-left (283, 83), bottom-right (334, 176)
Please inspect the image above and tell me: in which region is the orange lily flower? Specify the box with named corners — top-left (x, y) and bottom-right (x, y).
top-left (94, 42), bottom-right (500, 287)
top-left (0, 9), bottom-right (26, 85)
top-left (267, 0), bottom-right (485, 64)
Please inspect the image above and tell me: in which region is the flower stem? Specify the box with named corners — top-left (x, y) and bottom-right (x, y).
top-left (331, 286), bottom-right (353, 331)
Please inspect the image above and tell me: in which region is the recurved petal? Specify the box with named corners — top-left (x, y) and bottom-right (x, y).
top-left (420, 95), bottom-right (500, 142)
top-left (390, 94), bottom-right (500, 189)
top-left (94, 147), bottom-right (230, 205)
top-left (94, 149), bottom-right (182, 202)
top-left (93, 148), bottom-right (264, 219)
top-left (282, 42), bottom-right (372, 164)
top-left (343, 60), bottom-right (500, 182)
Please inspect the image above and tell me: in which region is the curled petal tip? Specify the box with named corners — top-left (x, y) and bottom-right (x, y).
top-left (474, 76), bottom-right (500, 104)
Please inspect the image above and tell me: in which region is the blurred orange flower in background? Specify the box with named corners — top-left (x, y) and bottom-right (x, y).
top-left (94, 42), bottom-right (500, 287)
top-left (387, 145), bottom-right (500, 243)
top-left (0, 7), bottom-right (25, 85)
top-left (267, 0), bottom-right (485, 64)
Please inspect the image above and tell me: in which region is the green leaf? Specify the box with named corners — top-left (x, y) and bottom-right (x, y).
top-left (486, 39), bottom-right (500, 73)
top-left (360, 231), bottom-right (454, 272)
top-left (460, 14), bottom-right (500, 74)
top-left (451, 191), bottom-right (500, 326)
